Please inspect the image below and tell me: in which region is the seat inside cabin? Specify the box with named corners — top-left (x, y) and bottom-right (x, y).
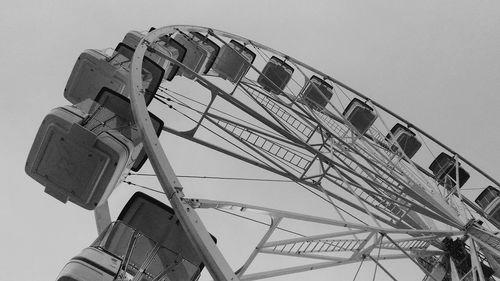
top-left (429, 152), bottom-right (470, 189)
top-left (211, 40), bottom-right (256, 83)
top-left (257, 56), bottom-right (294, 94)
top-left (386, 123), bottom-right (421, 159)
top-left (343, 98), bottom-right (377, 135)
top-left (299, 76), bottom-right (333, 110)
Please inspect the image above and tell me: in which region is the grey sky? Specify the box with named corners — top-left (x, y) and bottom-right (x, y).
top-left (1, 1), bottom-right (500, 280)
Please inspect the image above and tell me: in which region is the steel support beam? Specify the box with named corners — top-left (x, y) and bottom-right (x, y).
top-left (130, 26), bottom-right (239, 281)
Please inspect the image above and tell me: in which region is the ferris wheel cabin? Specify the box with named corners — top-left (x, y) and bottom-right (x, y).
top-left (88, 88), bottom-right (165, 172)
top-left (122, 31), bottom-right (167, 70)
top-left (25, 101), bottom-right (138, 209)
top-left (121, 30), bottom-right (187, 82)
top-left (475, 186), bottom-right (500, 229)
top-left (257, 56), bottom-right (294, 94)
top-left (386, 123), bottom-right (422, 159)
top-left (190, 32), bottom-right (220, 75)
top-left (211, 39), bottom-right (256, 83)
top-left (298, 76), bottom-right (334, 110)
top-left (343, 98), bottom-right (377, 135)
top-left (25, 87), bottom-right (164, 209)
top-left (110, 43), bottom-right (164, 103)
top-left (64, 43), bottom-right (165, 105)
top-left (57, 192), bottom-right (214, 281)
top-left (429, 152), bottom-right (470, 190)
top-left (172, 32), bottom-right (211, 80)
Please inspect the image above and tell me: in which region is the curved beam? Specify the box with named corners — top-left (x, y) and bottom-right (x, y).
top-left (129, 26), bottom-right (238, 281)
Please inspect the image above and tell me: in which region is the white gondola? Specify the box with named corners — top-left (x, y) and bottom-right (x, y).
top-left (64, 43), bottom-right (165, 106)
top-left (173, 32), bottom-right (210, 79)
top-left (26, 25), bottom-right (500, 281)
top-left (64, 49), bottom-right (126, 105)
top-left (299, 75), bottom-right (333, 110)
top-left (56, 247), bottom-right (121, 281)
top-left (122, 30), bottom-right (187, 82)
top-left (429, 152), bottom-right (470, 190)
top-left (123, 31), bottom-right (165, 67)
top-left (25, 98), bottom-right (138, 210)
top-left (190, 32), bottom-right (220, 76)
top-left (476, 186), bottom-right (500, 229)
top-left (386, 123), bottom-right (422, 159)
top-left (87, 88), bottom-right (164, 172)
top-left (257, 56), bottom-right (294, 94)
top-left (211, 39), bottom-right (256, 83)
top-left (56, 192), bottom-right (212, 281)
top-left (343, 98), bottom-right (377, 135)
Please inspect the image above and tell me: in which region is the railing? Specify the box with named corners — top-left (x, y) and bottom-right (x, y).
top-left (271, 239), bottom-right (363, 254)
top-left (92, 221), bottom-right (200, 281)
top-left (213, 117), bottom-right (312, 172)
top-left (246, 87), bottom-right (315, 140)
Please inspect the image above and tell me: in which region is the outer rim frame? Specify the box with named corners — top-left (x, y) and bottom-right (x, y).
top-left (129, 25), bottom-right (238, 281)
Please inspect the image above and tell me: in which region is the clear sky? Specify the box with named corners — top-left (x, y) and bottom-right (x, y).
top-left (1, 1), bottom-right (500, 280)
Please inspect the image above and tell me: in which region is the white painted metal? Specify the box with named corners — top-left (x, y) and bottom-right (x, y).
top-left (184, 198), bottom-right (463, 279)
top-left (129, 26), bottom-right (239, 281)
top-left (236, 217), bottom-right (282, 277)
top-left (469, 240), bottom-right (486, 281)
top-left (188, 198), bottom-right (463, 236)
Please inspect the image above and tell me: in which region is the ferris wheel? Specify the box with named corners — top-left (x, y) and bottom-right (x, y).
top-left (25, 25), bottom-right (500, 281)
